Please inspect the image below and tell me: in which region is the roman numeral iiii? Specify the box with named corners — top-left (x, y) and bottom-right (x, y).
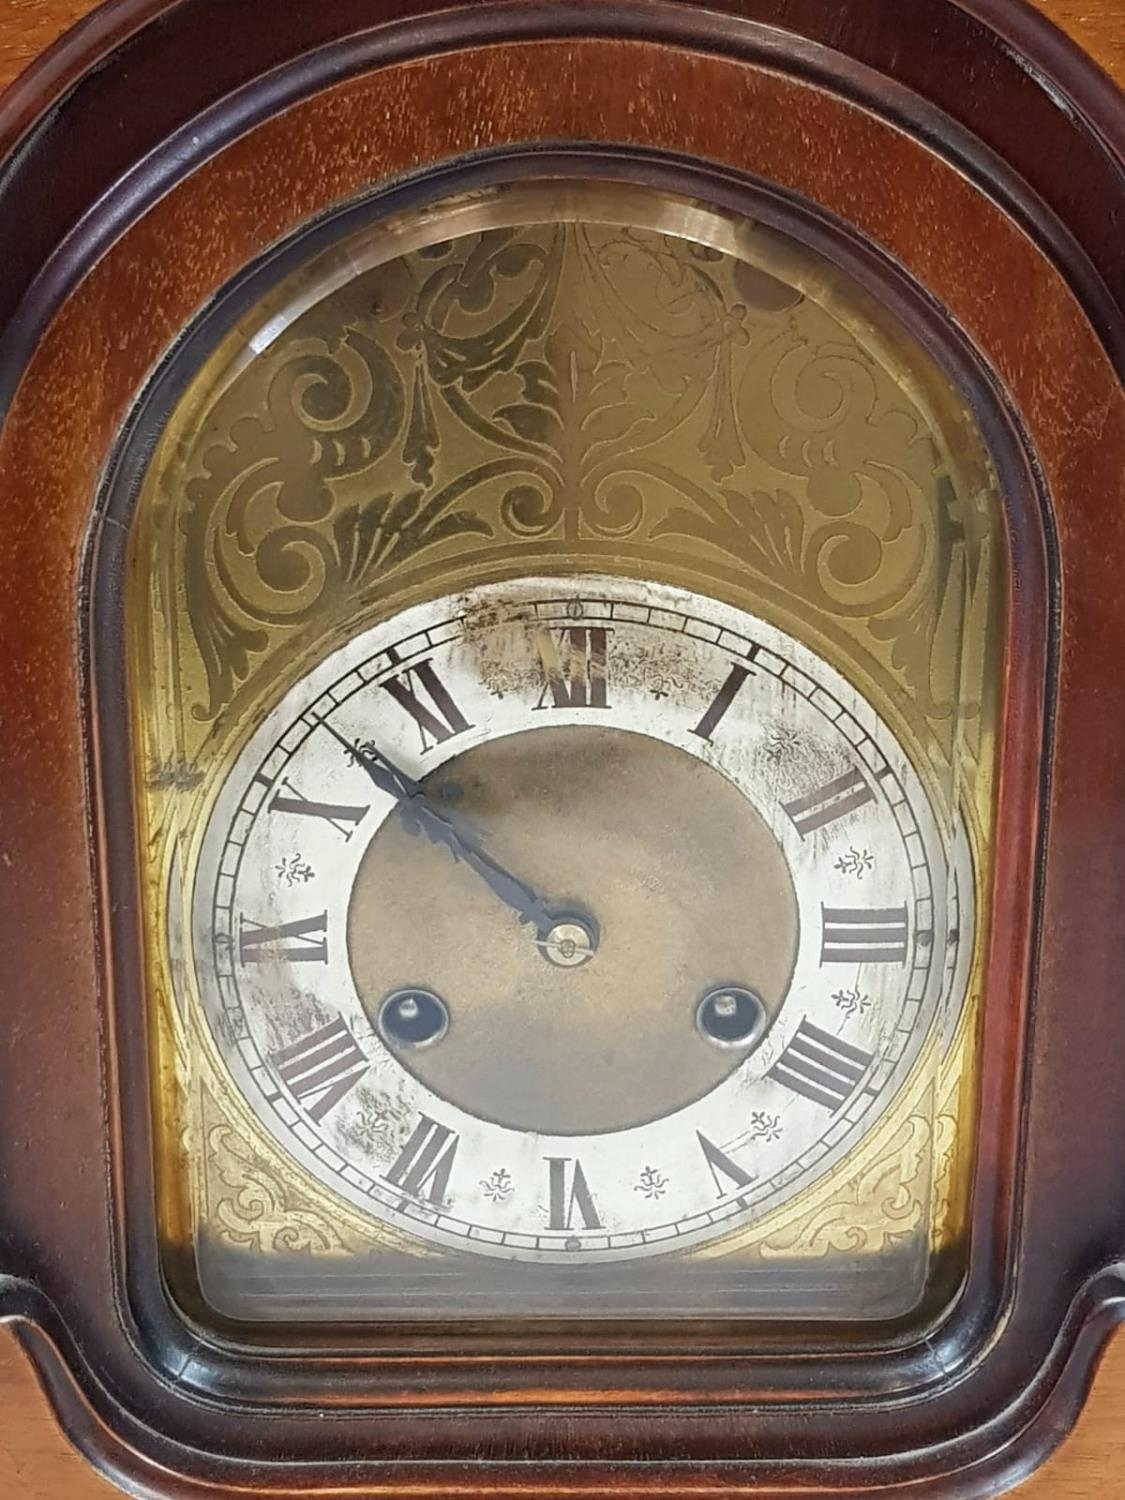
top-left (768, 1020), bottom-right (873, 1111)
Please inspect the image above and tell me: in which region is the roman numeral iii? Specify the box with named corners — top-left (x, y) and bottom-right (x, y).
top-left (269, 1017), bottom-right (368, 1122)
top-left (382, 658), bottom-right (472, 749)
top-left (820, 905), bottom-right (909, 965)
top-left (768, 1020), bottom-right (873, 1112)
top-left (536, 627), bottom-right (609, 710)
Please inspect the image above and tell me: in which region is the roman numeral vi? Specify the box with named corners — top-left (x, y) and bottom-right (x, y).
top-left (546, 1157), bottom-right (602, 1230)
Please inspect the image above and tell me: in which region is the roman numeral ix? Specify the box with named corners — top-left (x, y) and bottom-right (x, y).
top-left (239, 912), bottom-right (328, 964)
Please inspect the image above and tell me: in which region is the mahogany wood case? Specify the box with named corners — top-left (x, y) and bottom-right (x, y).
top-left (0, 1), bottom-right (1123, 1497)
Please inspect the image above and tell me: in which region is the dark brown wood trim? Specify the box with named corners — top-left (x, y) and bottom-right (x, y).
top-left (0, 0), bottom-right (1122, 420)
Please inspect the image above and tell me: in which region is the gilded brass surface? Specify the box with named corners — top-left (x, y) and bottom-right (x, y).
top-left (349, 728), bottom-right (798, 1135)
top-left (124, 180), bottom-right (1002, 1314)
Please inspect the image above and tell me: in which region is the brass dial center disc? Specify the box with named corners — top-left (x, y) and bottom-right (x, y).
top-left (348, 727), bottom-right (798, 1134)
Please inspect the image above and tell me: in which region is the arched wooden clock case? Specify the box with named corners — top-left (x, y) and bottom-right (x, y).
top-left (0, 1), bottom-right (1123, 1497)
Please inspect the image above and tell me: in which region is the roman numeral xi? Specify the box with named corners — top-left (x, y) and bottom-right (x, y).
top-left (382, 658), bottom-right (472, 750)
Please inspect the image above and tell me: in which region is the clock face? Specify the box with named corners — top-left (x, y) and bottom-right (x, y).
top-left (190, 573), bottom-right (955, 1264)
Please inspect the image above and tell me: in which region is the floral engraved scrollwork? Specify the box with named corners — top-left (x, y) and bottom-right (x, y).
top-left (182, 324), bottom-right (490, 718)
top-left (758, 1114), bottom-right (931, 1257)
top-left (207, 1123), bottom-right (347, 1253)
top-left (166, 207), bottom-right (994, 740)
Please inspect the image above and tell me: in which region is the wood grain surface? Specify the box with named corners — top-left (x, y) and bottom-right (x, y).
top-left (2, 1317), bottom-right (1125, 1500)
top-left (0, 0), bottom-right (1122, 1497)
top-left (0, 0), bottom-right (1121, 96)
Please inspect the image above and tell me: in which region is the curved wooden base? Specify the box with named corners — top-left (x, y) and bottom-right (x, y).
top-left (2, 1318), bottom-right (1125, 1499)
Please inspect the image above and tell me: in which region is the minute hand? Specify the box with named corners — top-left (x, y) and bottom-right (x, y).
top-left (318, 719), bottom-right (555, 934)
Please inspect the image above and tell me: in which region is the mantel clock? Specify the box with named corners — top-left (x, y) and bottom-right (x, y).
top-left (0, 1), bottom-right (1123, 1497)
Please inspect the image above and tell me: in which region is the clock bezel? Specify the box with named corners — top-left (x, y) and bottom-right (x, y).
top-left (89, 142), bottom-right (1042, 1397)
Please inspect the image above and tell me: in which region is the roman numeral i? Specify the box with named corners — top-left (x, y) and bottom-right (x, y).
top-left (691, 660), bottom-right (754, 742)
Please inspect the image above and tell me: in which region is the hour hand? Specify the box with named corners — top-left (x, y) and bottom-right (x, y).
top-left (319, 720), bottom-right (590, 955)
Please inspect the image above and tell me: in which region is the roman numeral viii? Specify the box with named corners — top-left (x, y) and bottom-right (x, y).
top-left (382, 659), bottom-right (472, 750)
top-left (536, 627), bottom-right (609, 710)
top-left (820, 905), bottom-right (909, 965)
top-left (546, 1157), bottom-right (602, 1230)
top-left (269, 1016), bottom-right (368, 1122)
top-left (239, 912), bottom-right (328, 964)
top-left (385, 1115), bottom-right (459, 1205)
top-left (769, 1020), bottom-right (873, 1112)
top-left (783, 767), bottom-right (874, 837)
